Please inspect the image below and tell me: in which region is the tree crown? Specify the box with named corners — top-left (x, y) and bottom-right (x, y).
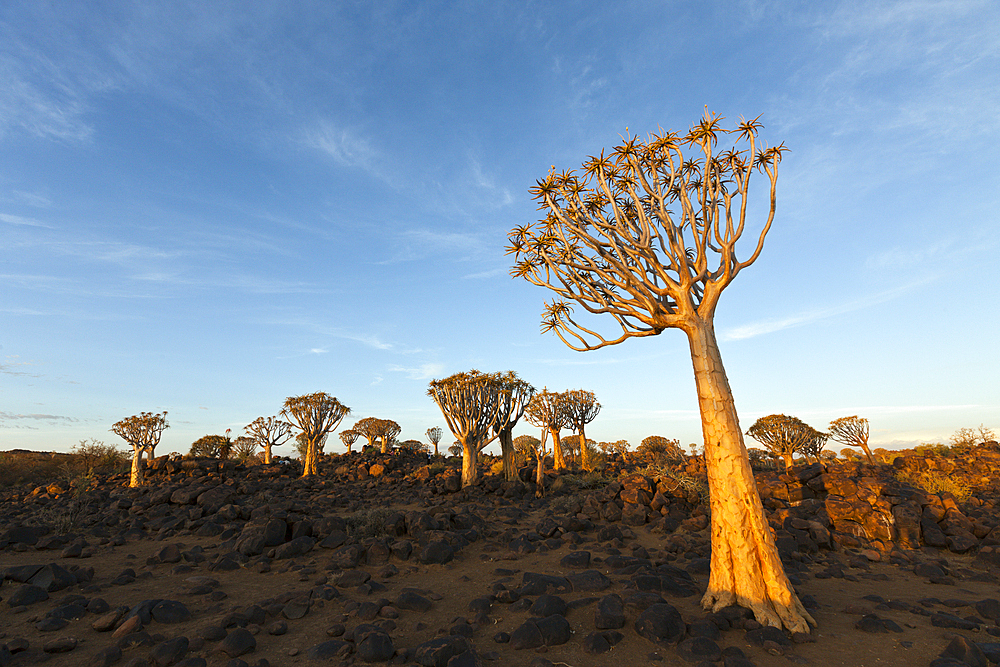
top-left (507, 112), bottom-right (786, 350)
top-left (111, 411), bottom-right (169, 450)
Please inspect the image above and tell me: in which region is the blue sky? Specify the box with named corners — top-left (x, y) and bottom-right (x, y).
top-left (2, 1), bottom-right (998, 457)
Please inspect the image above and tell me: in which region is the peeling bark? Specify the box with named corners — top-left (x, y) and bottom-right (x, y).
top-left (687, 320), bottom-right (815, 634)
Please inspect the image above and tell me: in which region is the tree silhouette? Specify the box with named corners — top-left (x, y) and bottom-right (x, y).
top-left (231, 436), bottom-right (259, 463)
top-left (425, 427), bottom-right (443, 456)
top-left (110, 411), bottom-right (169, 487)
top-left (428, 370), bottom-right (514, 487)
top-left (490, 372), bottom-right (535, 481)
top-left (507, 113), bottom-right (809, 632)
top-left (339, 429), bottom-right (360, 453)
top-left (828, 416), bottom-right (873, 464)
top-left (746, 415), bottom-right (820, 470)
top-left (190, 435), bottom-right (229, 458)
top-left (244, 416), bottom-right (294, 464)
top-left (524, 389), bottom-right (572, 470)
top-left (281, 392), bottom-right (350, 477)
top-left (563, 389), bottom-right (600, 470)
top-left (375, 419), bottom-right (401, 453)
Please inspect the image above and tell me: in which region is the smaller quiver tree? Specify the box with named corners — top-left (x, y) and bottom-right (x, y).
top-left (339, 429), bottom-right (360, 453)
top-left (190, 435), bottom-right (229, 458)
top-left (111, 411), bottom-right (169, 488)
top-left (232, 436), bottom-right (259, 463)
top-left (428, 370), bottom-right (513, 488)
top-left (490, 372), bottom-right (535, 482)
top-left (828, 416), bottom-right (873, 464)
top-left (375, 419), bottom-right (402, 454)
top-left (426, 427), bottom-right (443, 456)
top-left (746, 415), bottom-right (817, 470)
top-left (799, 429), bottom-right (830, 463)
top-left (281, 392), bottom-right (350, 477)
top-left (245, 416), bottom-right (293, 465)
top-left (563, 389), bottom-right (600, 470)
top-left (524, 389), bottom-right (572, 470)
top-left (638, 435), bottom-right (685, 465)
top-left (513, 434), bottom-right (541, 467)
top-left (352, 417), bottom-right (382, 450)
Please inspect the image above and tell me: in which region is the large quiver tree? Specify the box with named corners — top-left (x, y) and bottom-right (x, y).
top-left (111, 411), bottom-right (169, 487)
top-left (507, 113), bottom-right (812, 632)
top-left (281, 392), bottom-right (350, 477)
top-left (245, 416), bottom-right (293, 464)
top-left (427, 370), bottom-right (512, 488)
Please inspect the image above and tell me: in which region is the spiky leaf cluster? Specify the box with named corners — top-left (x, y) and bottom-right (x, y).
top-left (507, 112), bottom-right (787, 350)
top-left (427, 370), bottom-right (520, 452)
top-left (746, 414), bottom-right (823, 462)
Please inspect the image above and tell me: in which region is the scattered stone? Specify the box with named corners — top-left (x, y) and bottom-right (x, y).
top-left (217, 628), bottom-right (256, 658)
top-left (635, 603), bottom-right (686, 646)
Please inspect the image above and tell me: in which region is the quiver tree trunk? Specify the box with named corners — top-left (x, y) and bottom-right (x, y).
top-left (129, 446), bottom-right (145, 487)
top-left (303, 441), bottom-right (317, 476)
top-left (579, 432), bottom-right (589, 470)
top-left (550, 429), bottom-right (564, 470)
top-left (499, 428), bottom-right (517, 482)
top-left (264, 444), bottom-right (273, 465)
top-left (687, 321), bottom-right (815, 634)
top-left (461, 439), bottom-right (478, 487)
top-left (782, 453), bottom-right (793, 469)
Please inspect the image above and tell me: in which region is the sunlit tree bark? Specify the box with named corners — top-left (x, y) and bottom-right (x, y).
top-left (111, 411), bottom-right (169, 487)
top-left (507, 112), bottom-right (812, 632)
top-left (281, 392), bottom-right (350, 477)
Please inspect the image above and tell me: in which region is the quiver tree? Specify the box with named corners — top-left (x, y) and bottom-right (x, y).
top-left (354, 418), bottom-right (401, 453)
top-left (490, 372), bottom-right (536, 482)
top-left (507, 113), bottom-right (812, 632)
top-left (639, 435), bottom-right (685, 463)
top-left (231, 436), bottom-right (259, 463)
top-left (799, 429), bottom-right (830, 463)
top-left (513, 434), bottom-right (541, 465)
top-left (426, 427), bottom-right (443, 456)
top-left (746, 415), bottom-right (820, 470)
top-left (244, 416), bottom-right (293, 464)
top-left (563, 389), bottom-right (600, 470)
top-left (339, 429), bottom-right (360, 453)
top-left (828, 416), bottom-right (873, 464)
top-left (524, 389), bottom-right (572, 470)
top-left (281, 392), bottom-right (350, 477)
top-left (190, 435), bottom-right (229, 458)
top-left (427, 370), bottom-right (515, 488)
top-left (110, 411), bottom-right (169, 487)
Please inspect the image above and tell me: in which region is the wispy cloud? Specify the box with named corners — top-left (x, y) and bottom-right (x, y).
top-left (0, 411), bottom-right (77, 423)
top-left (388, 363), bottom-right (445, 380)
top-left (1, 356), bottom-right (42, 378)
top-left (11, 190), bottom-right (52, 207)
top-left (461, 267), bottom-right (506, 280)
top-left (722, 278), bottom-right (934, 341)
top-left (303, 121), bottom-right (387, 182)
top-left (0, 212), bottom-right (53, 228)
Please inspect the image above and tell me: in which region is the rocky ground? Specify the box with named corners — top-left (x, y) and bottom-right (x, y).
top-left (2, 447), bottom-right (1000, 667)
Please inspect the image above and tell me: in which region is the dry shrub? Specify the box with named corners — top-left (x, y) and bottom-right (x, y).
top-left (895, 469), bottom-right (973, 503)
top-left (345, 507), bottom-right (398, 539)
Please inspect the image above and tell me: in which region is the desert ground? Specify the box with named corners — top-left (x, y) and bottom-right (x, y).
top-left (2, 446), bottom-right (999, 667)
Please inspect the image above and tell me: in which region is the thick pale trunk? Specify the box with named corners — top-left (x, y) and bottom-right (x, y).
top-left (433, 442), bottom-right (439, 457)
top-left (687, 320), bottom-right (815, 634)
top-left (145, 446), bottom-right (155, 463)
top-left (579, 430), bottom-right (590, 470)
top-left (535, 431), bottom-right (547, 497)
top-left (129, 446), bottom-right (144, 487)
top-left (302, 439), bottom-right (317, 476)
top-left (859, 443), bottom-right (874, 464)
top-left (550, 429), bottom-right (564, 469)
top-left (461, 439), bottom-right (478, 487)
top-left (264, 444), bottom-right (273, 465)
top-left (782, 453), bottom-right (793, 470)
top-left (499, 429), bottom-right (516, 482)
top-left (381, 439), bottom-right (389, 454)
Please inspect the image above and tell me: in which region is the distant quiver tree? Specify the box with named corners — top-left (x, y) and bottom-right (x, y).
top-left (828, 416), bottom-right (873, 464)
top-left (281, 392), bottom-right (350, 477)
top-left (425, 427), bottom-right (443, 456)
top-left (506, 112), bottom-right (811, 632)
top-left (339, 429), bottom-right (360, 453)
top-left (489, 372), bottom-right (535, 482)
top-left (427, 370), bottom-right (517, 488)
top-left (524, 389), bottom-right (572, 470)
top-left (746, 414), bottom-right (820, 470)
top-left (562, 389), bottom-right (600, 470)
top-left (244, 416), bottom-right (294, 464)
top-left (111, 411), bottom-right (169, 488)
